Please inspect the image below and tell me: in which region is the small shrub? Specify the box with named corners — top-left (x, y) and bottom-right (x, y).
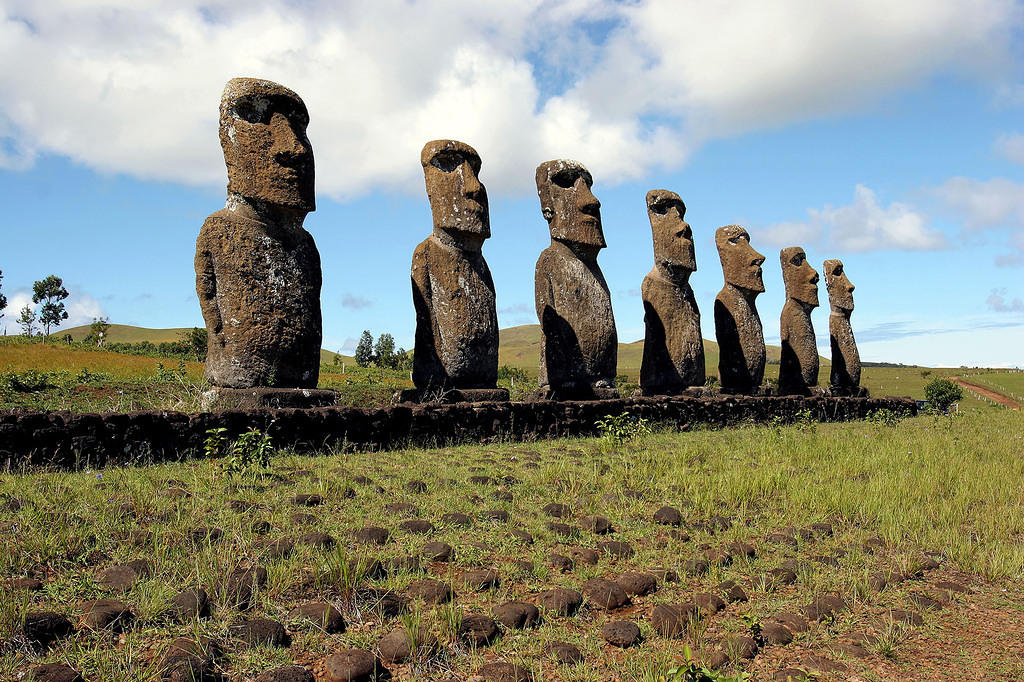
top-left (867, 408), bottom-right (904, 427)
top-left (220, 428), bottom-right (273, 476)
top-left (596, 411), bottom-right (652, 441)
top-left (924, 378), bottom-right (963, 413)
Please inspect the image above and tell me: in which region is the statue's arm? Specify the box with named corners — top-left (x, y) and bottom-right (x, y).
top-left (194, 221), bottom-right (222, 334)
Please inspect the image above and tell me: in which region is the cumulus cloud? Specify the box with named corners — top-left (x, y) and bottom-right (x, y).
top-left (995, 132), bottom-right (1024, 164)
top-left (0, 1), bottom-right (1019, 197)
top-left (340, 293), bottom-right (372, 310)
top-left (0, 287), bottom-right (103, 333)
top-left (761, 184), bottom-right (946, 252)
top-left (934, 176), bottom-right (1024, 230)
top-left (987, 287), bottom-right (1024, 312)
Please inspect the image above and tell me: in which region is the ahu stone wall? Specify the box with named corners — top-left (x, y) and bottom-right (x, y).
top-left (1, 395), bottom-right (916, 470)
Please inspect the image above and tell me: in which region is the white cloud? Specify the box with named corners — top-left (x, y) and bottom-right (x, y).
top-left (995, 132), bottom-right (1024, 164)
top-left (340, 293), bottom-right (372, 310)
top-left (0, 287), bottom-right (104, 333)
top-left (761, 184), bottom-right (946, 252)
top-left (0, 1), bottom-right (1019, 197)
top-left (935, 176), bottom-right (1024, 230)
top-left (986, 287), bottom-right (1024, 312)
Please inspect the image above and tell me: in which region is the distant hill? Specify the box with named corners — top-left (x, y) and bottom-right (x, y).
top-left (63, 323), bottom-right (195, 344)
top-left (64, 323), bottom-right (356, 366)
top-left (66, 323), bottom-right (822, 380)
top-left (499, 324), bottom-right (807, 380)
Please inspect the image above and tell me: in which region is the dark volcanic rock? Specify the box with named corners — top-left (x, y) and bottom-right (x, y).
top-left (650, 602), bottom-right (697, 638)
top-left (458, 614), bottom-right (500, 647)
top-left (492, 601), bottom-right (541, 629)
top-left (597, 540), bottom-right (634, 559)
top-left (536, 588), bottom-right (583, 616)
top-left (618, 571), bottom-right (658, 596)
top-left (543, 641), bottom-right (583, 665)
top-left (323, 649), bottom-right (390, 682)
top-left (288, 602), bottom-right (345, 633)
top-left (761, 622), bottom-right (794, 646)
top-left (355, 526), bottom-right (390, 545)
top-left (229, 617), bottom-right (289, 647)
top-left (28, 663), bottom-right (84, 681)
top-left (23, 611), bottom-right (74, 648)
top-left (422, 541), bottom-right (454, 562)
top-left (377, 626), bottom-right (436, 664)
top-left (583, 578), bottom-right (630, 610)
top-left (407, 579), bottom-right (453, 604)
top-left (601, 620), bottom-right (641, 647)
top-left (581, 515), bottom-right (613, 534)
top-left (223, 566), bottom-right (267, 610)
top-left (653, 506), bottom-right (683, 525)
top-left (168, 588), bottom-right (211, 621)
top-left (463, 569), bottom-right (500, 591)
top-left (80, 599), bottom-right (133, 632)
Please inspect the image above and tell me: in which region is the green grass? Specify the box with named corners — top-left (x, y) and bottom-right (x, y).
top-left (2, 410), bottom-right (1022, 680)
top-left (958, 371), bottom-right (1024, 404)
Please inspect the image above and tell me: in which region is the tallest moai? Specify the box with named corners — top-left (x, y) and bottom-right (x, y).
top-left (195, 78), bottom-right (323, 390)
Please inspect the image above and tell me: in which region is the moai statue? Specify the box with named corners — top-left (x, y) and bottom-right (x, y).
top-left (534, 160), bottom-right (618, 400)
top-left (713, 225), bottom-right (766, 393)
top-left (639, 190), bottom-right (705, 395)
top-left (195, 78), bottom-right (331, 409)
top-left (824, 259), bottom-right (866, 396)
top-left (778, 247), bottom-right (820, 395)
top-left (404, 140), bottom-right (508, 403)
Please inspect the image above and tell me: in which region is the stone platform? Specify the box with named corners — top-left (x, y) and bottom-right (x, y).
top-left (200, 388), bottom-right (338, 411)
top-left (0, 395), bottom-right (915, 470)
top-left (395, 388), bottom-right (510, 404)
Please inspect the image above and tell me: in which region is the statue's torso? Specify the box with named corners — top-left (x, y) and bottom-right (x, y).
top-left (829, 312), bottom-right (861, 387)
top-left (779, 300), bottom-right (819, 392)
top-left (195, 209), bottom-right (322, 388)
top-left (714, 285), bottom-right (765, 391)
top-left (535, 244), bottom-right (617, 388)
top-left (641, 271), bottom-right (704, 390)
top-left (411, 237), bottom-right (498, 388)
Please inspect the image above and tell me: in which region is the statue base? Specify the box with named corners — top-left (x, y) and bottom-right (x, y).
top-left (394, 387), bottom-right (511, 404)
top-left (201, 388), bottom-right (338, 411)
top-left (636, 385), bottom-right (715, 398)
top-left (528, 386), bottom-right (620, 401)
top-left (826, 385), bottom-right (870, 398)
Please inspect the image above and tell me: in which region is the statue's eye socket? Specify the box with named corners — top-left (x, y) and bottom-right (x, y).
top-left (651, 201), bottom-right (669, 215)
top-left (552, 171), bottom-right (578, 189)
top-left (791, 255), bottom-right (804, 266)
top-left (235, 98), bottom-right (269, 124)
top-left (431, 153), bottom-right (462, 173)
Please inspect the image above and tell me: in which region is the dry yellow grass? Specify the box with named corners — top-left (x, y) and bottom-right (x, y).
top-left (0, 342), bottom-right (204, 381)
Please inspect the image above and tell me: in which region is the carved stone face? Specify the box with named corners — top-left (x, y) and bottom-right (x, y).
top-left (781, 247), bottom-right (819, 308)
top-left (421, 139), bottom-right (489, 247)
top-left (219, 78), bottom-right (315, 211)
top-left (824, 259), bottom-right (855, 312)
top-left (536, 159), bottom-right (605, 250)
top-left (647, 189), bottom-right (695, 273)
top-left (715, 225), bottom-right (765, 293)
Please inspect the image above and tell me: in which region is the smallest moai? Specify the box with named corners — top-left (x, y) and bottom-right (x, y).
top-left (824, 259), bottom-right (867, 396)
top-left (713, 225), bottom-right (767, 393)
top-left (639, 190), bottom-right (705, 395)
top-left (778, 247), bottom-right (820, 396)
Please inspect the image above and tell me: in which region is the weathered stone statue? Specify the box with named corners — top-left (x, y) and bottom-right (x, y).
top-left (195, 78), bottom-right (332, 408)
top-left (824, 259), bottom-right (866, 395)
top-left (639, 190), bottom-right (705, 395)
top-left (778, 247), bottom-right (820, 395)
top-left (713, 225), bottom-right (766, 393)
top-left (534, 160), bottom-right (618, 399)
top-left (404, 140), bottom-right (508, 403)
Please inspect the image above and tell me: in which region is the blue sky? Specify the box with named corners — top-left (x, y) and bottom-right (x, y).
top-left (1, 1), bottom-right (1023, 368)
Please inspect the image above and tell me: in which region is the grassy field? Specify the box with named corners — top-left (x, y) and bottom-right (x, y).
top-left (957, 371), bottom-right (1024, 404)
top-left (2, 410), bottom-right (1022, 680)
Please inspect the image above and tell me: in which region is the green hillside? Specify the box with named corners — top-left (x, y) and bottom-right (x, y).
top-left (499, 324), bottom-right (801, 381)
top-left (63, 323), bottom-right (194, 344)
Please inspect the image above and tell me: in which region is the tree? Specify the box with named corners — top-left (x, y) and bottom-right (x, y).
top-left (374, 333), bottom-right (397, 368)
top-left (354, 330), bottom-right (374, 367)
top-left (17, 305), bottom-right (37, 337)
top-left (90, 317), bottom-right (111, 346)
top-left (179, 327), bottom-right (208, 362)
top-left (924, 378), bottom-right (963, 412)
top-left (0, 270), bottom-right (7, 323)
top-left (32, 275), bottom-right (69, 338)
